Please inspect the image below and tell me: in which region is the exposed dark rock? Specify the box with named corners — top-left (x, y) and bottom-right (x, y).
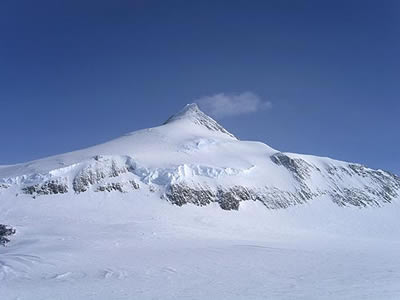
top-left (253, 187), bottom-right (311, 209)
top-left (73, 158), bottom-right (129, 193)
top-left (73, 168), bottom-right (106, 193)
top-left (10, 151), bottom-right (400, 211)
top-left (348, 164), bottom-right (369, 177)
top-left (110, 160), bottom-right (128, 177)
top-left (165, 184), bottom-right (310, 210)
top-left (217, 186), bottom-right (258, 210)
top-left (96, 182), bottom-right (125, 193)
top-left (0, 224), bottom-right (16, 246)
top-left (327, 164), bottom-right (400, 206)
top-left (330, 188), bottom-right (380, 207)
top-left (326, 165), bottom-right (352, 178)
top-left (166, 184), bottom-right (215, 207)
top-left (129, 180), bottom-right (140, 189)
top-left (0, 183), bottom-right (9, 189)
top-left (22, 179), bottom-right (68, 196)
top-left (270, 153), bottom-right (313, 181)
top-left (218, 190), bottom-right (240, 210)
top-left (164, 158), bottom-right (400, 210)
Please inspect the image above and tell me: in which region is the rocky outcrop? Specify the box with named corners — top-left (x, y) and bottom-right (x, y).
top-left (22, 179), bottom-right (68, 196)
top-left (4, 150), bottom-right (400, 211)
top-left (0, 183), bottom-right (9, 189)
top-left (326, 164), bottom-right (400, 207)
top-left (95, 180), bottom-right (139, 193)
top-left (270, 152), bottom-right (316, 204)
top-left (166, 184), bottom-right (215, 207)
top-left (0, 224), bottom-right (16, 246)
top-left (96, 182), bottom-right (125, 193)
top-left (129, 180), bottom-right (140, 190)
top-left (72, 156), bottom-right (129, 193)
top-left (165, 184), bottom-right (310, 210)
top-left (270, 153), bottom-right (400, 208)
top-left (270, 152), bottom-right (316, 180)
top-left (348, 164), bottom-right (400, 201)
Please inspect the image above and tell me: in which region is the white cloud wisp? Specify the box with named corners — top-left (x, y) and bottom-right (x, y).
top-left (196, 92), bottom-right (271, 118)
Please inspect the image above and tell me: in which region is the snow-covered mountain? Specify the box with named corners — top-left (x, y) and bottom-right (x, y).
top-left (1, 103), bottom-right (399, 210)
top-left (2, 104), bottom-right (400, 300)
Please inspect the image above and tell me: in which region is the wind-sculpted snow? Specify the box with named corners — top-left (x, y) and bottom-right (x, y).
top-left (137, 163), bottom-right (251, 185)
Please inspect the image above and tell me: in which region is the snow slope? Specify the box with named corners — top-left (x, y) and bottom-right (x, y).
top-left (1, 103), bottom-right (399, 209)
top-left (1, 103), bottom-right (400, 299)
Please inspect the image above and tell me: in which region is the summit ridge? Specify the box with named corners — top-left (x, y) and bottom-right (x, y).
top-left (164, 103), bottom-right (237, 139)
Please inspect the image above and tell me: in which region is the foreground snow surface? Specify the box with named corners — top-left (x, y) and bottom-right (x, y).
top-left (1, 192), bottom-right (400, 300)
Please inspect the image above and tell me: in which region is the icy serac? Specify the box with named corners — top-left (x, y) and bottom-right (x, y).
top-left (1, 103), bottom-right (399, 210)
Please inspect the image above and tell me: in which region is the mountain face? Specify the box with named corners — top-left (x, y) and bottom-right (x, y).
top-left (1, 104), bottom-right (399, 210)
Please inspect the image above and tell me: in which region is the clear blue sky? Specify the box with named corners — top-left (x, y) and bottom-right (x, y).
top-left (0, 0), bottom-right (399, 174)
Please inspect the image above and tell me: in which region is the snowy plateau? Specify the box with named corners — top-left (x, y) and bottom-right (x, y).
top-left (1, 103), bottom-right (400, 299)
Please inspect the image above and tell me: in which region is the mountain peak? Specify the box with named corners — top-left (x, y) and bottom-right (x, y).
top-left (181, 102), bottom-right (201, 112)
top-left (168, 103), bottom-right (202, 119)
top-left (163, 103), bottom-right (237, 139)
